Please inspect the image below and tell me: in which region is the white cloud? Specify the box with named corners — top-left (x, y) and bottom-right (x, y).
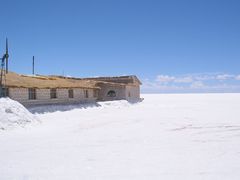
top-left (216, 74), bottom-right (233, 80)
top-left (194, 74), bottom-right (216, 81)
top-left (190, 81), bottom-right (205, 89)
top-left (174, 76), bottom-right (193, 83)
top-left (156, 75), bottom-right (175, 83)
top-left (156, 75), bottom-right (194, 84)
top-left (235, 75), bottom-right (240, 80)
top-left (142, 73), bottom-right (240, 93)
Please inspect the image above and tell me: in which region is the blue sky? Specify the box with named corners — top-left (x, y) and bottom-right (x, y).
top-left (0, 0), bottom-right (240, 93)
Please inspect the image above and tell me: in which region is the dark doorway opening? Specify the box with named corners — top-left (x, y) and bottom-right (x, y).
top-left (107, 90), bottom-right (116, 97)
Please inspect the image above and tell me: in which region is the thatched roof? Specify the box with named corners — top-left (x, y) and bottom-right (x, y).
top-left (52, 75), bottom-right (142, 85)
top-left (3, 71), bottom-right (99, 89)
top-left (79, 76), bottom-right (142, 85)
top-left (1, 70), bottom-right (141, 89)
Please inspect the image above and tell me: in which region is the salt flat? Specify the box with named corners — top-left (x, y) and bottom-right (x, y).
top-left (0, 94), bottom-right (240, 180)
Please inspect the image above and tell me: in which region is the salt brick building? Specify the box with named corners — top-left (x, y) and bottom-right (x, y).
top-left (2, 71), bottom-right (141, 106)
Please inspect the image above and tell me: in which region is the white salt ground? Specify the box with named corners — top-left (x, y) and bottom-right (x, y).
top-left (0, 94), bottom-right (240, 180)
top-left (0, 98), bottom-right (39, 130)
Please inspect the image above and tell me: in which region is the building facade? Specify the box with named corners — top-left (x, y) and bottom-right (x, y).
top-left (3, 72), bottom-right (141, 106)
top-left (8, 87), bottom-right (98, 106)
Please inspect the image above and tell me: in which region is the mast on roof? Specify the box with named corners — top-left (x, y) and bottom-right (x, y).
top-left (32, 56), bottom-right (35, 75)
top-left (5, 38), bottom-right (9, 73)
top-left (0, 38), bottom-right (10, 97)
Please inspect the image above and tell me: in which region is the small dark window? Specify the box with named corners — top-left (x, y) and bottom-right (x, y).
top-left (29, 88), bottom-right (36, 100)
top-left (68, 89), bottom-right (74, 98)
top-left (107, 90), bottom-right (116, 97)
top-left (128, 92), bottom-right (131, 97)
top-left (50, 89), bottom-right (57, 99)
top-left (84, 90), bottom-right (89, 98)
top-left (0, 87), bottom-right (9, 97)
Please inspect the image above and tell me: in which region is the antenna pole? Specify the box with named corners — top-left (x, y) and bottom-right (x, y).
top-left (6, 38), bottom-right (9, 74)
top-left (32, 56), bottom-right (35, 75)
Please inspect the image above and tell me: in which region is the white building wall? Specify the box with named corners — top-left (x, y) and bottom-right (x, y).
top-left (125, 85), bottom-right (140, 101)
top-left (36, 89), bottom-right (50, 100)
top-left (74, 88), bottom-right (83, 99)
top-left (9, 88), bottom-right (28, 101)
top-left (8, 84), bottom-right (140, 106)
top-left (57, 89), bottom-right (69, 100)
top-left (8, 87), bottom-right (97, 106)
top-left (73, 88), bottom-right (95, 100)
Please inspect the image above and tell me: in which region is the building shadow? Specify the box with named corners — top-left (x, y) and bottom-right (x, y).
top-left (28, 102), bottom-right (101, 114)
top-left (28, 98), bottom-right (143, 114)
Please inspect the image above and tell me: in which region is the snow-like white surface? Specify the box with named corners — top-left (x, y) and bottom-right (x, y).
top-left (0, 94), bottom-right (240, 179)
top-left (0, 98), bottom-right (38, 130)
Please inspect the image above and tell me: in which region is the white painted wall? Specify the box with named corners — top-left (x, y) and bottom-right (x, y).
top-left (125, 85), bottom-right (140, 101)
top-left (8, 88), bottom-right (97, 106)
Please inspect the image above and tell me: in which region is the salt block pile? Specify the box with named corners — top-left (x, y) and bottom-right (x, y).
top-left (0, 98), bottom-right (38, 130)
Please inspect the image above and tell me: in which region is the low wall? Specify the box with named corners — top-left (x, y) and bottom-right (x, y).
top-left (9, 88), bottom-right (97, 107)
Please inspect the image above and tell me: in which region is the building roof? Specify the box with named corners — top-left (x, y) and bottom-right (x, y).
top-left (53, 75), bottom-right (142, 85)
top-left (82, 76), bottom-right (142, 85)
top-left (1, 71), bottom-right (141, 89)
top-left (3, 71), bottom-right (99, 89)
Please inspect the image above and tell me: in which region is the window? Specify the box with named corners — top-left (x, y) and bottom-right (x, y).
top-left (128, 92), bottom-right (131, 97)
top-left (93, 89), bottom-right (98, 98)
top-left (50, 88), bottom-right (57, 99)
top-left (84, 90), bottom-right (89, 98)
top-left (1, 87), bottom-right (9, 97)
top-left (107, 90), bottom-right (116, 97)
top-left (68, 89), bottom-right (74, 98)
top-left (28, 88), bottom-right (36, 100)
